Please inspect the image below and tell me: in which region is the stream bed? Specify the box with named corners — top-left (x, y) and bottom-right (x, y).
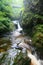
top-left (0, 20), bottom-right (43, 65)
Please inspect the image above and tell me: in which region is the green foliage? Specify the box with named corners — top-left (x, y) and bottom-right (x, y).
top-left (22, 0), bottom-right (43, 36)
top-left (32, 24), bottom-right (43, 45)
top-left (0, 51), bottom-right (31, 65)
top-left (11, 0), bottom-right (24, 19)
top-left (32, 32), bottom-right (43, 47)
top-left (0, 0), bottom-right (14, 34)
top-left (22, 0), bottom-right (43, 59)
top-left (0, 0), bottom-right (24, 34)
top-left (32, 32), bottom-right (43, 59)
top-left (13, 52), bottom-right (31, 65)
top-left (0, 52), bottom-right (9, 64)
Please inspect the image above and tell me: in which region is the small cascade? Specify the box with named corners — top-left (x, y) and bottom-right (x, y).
top-left (12, 20), bottom-right (23, 37)
top-left (17, 22), bottom-right (22, 32)
top-left (0, 20), bottom-right (42, 65)
top-left (17, 40), bottom-right (41, 65)
top-left (13, 20), bottom-right (22, 32)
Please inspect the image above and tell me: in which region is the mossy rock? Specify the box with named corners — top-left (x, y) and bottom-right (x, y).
top-left (32, 32), bottom-right (43, 59)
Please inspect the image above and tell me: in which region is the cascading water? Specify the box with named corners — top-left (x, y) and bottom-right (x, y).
top-left (17, 22), bottom-right (22, 32)
top-left (0, 20), bottom-right (43, 65)
top-left (7, 20), bottom-right (23, 65)
top-left (17, 41), bottom-right (41, 65)
top-left (12, 20), bottom-right (22, 32)
top-left (12, 20), bottom-right (23, 37)
top-left (0, 20), bottom-right (23, 65)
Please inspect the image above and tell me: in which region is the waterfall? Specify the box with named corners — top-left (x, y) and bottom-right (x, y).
top-left (0, 20), bottom-right (42, 65)
top-left (12, 20), bottom-right (22, 32)
top-left (17, 22), bottom-right (22, 32)
top-left (12, 20), bottom-right (23, 37)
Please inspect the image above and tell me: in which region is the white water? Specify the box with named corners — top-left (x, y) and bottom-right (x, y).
top-left (12, 20), bottom-right (22, 37)
top-left (13, 20), bottom-right (18, 24)
top-left (18, 40), bottom-right (41, 65)
top-left (12, 20), bottom-right (42, 65)
top-left (7, 20), bottom-right (23, 65)
top-left (13, 20), bottom-right (22, 32)
top-left (0, 20), bottom-right (42, 65)
top-left (17, 22), bottom-right (22, 32)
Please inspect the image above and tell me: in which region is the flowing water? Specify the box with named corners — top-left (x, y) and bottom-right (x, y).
top-left (0, 20), bottom-right (43, 65)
